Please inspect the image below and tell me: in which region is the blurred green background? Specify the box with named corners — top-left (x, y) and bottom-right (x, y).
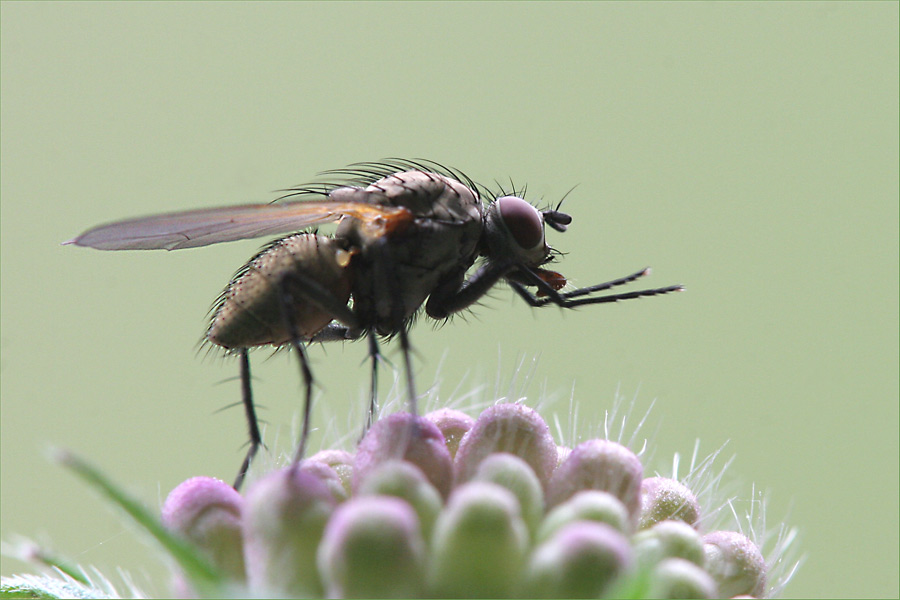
top-left (1, 3), bottom-right (897, 598)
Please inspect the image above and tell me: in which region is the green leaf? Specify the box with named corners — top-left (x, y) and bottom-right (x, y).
top-left (1, 539), bottom-right (90, 587)
top-left (0, 574), bottom-right (109, 599)
top-left (54, 450), bottom-right (225, 594)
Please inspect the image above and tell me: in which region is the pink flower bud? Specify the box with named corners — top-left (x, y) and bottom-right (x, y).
top-left (424, 408), bottom-right (475, 459)
top-left (454, 403), bottom-right (557, 490)
top-left (242, 466), bottom-right (336, 597)
top-left (308, 449), bottom-right (354, 496)
top-left (639, 476), bottom-right (701, 529)
top-left (161, 476), bottom-right (245, 580)
top-left (547, 439), bottom-right (643, 528)
top-left (703, 530), bottom-right (767, 598)
top-left (354, 412), bottom-right (453, 498)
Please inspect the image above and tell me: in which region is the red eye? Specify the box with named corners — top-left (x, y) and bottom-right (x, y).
top-left (496, 196), bottom-right (544, 250)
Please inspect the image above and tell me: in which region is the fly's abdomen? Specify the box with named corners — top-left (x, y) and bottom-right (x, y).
top-left (207, 234), bottom-right (353, 349)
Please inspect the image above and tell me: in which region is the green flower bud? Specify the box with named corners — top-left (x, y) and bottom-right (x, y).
top-left (356, 459), bottom-right (443, 541)
top-left (317, 496), bottom-right (426, 598)
top-left (524, 521), bottom-right (633, 598)
top-left (430, 481), bottom-right (529, 597)
top-left (454, 404), bottom-right (558, 491)
top-left (639, 476), bottom-right (700, 530)
top-left (703, 530), bottom-right (767, 598)
top-left (634, 520), bottom-right (705, 567)
top-left (242, 466), bottom-right (335, 597)
top-left (472, 452), bottom-right (545, 535)
top-left (649, 557), bottom-right (719, 599)
top-left (537, 490), bottom-right (631, 542)
top-left (161, 476), bottom-right (245, 580)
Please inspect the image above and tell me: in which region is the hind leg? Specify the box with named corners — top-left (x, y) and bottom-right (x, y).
top-left (233, 348), bottom-right (261, 490)
top-left (276, 281), bottom-right (317, 465)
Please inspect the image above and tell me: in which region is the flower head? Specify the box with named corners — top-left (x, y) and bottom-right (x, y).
top-left (156, 401), bottom-right (795, 598)
top-left (6, 399), bottom-right (799, 599)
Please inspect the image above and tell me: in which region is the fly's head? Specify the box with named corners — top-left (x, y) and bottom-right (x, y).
top-left (483, 196), bottom-right (573, 294)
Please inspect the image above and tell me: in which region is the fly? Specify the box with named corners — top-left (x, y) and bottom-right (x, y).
top-left (65, 159), bottom-right (683, 488)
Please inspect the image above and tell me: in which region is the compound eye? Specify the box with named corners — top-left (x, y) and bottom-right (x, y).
top-left (496, 196), bottom-right (544, 250)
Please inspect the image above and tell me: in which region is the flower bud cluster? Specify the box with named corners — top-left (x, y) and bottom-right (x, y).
top-left (163, 403), bottom-right (772, 598)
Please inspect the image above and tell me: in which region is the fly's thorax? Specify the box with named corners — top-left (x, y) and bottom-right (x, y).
top-left (330, 170), bottom-right (483, 223)
top-left (345, 214), bottom-right (484, 334)
top-left (332, 170), bottom-right (484, 261)
top-left (329, 172), bottom-right (487, 334)
top-left (207, 234), bottom-right (354, 349)
top-left (483, 196), bottom-right (551, 268)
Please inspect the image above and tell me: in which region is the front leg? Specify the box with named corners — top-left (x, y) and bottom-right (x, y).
top-left (425, 259), bottom-right (515, 320)
top-left (509, 267), bottom-right (683, 308)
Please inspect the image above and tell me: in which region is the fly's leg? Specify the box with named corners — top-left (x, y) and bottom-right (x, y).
top-left (271, 270), bottom-right (361, 465)
top-left (288, 338), bottom-right (315, 465)
top-left (370, 238), bottom-right (420, 415)
top-left (308, 323), bottom-right (365, 342)
top-left (509, 268), bottom-right (683, 308)
top-left (425, 259), bottom-right (516, 319)
top-left (233, 348), bottom-right (261, 490)
top-left (308, 323), bottom-right (378, 438)
top-left (551, 267), bottom-right (652, 300)
top-left (277, 281), bottom-right (316, 465)
top-left (366, 330), bottom-right (380, 430)
top-left (397, 323), bottom-right (417, 416)
top-left (426, 262), bottom-right (681, 318)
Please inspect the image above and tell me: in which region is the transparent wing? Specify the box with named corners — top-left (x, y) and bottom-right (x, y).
top-left (64, 201), bottom-right (412, 251)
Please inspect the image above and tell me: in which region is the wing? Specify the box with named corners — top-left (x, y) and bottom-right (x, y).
top-left (64, 201), bottom-right (413, 251)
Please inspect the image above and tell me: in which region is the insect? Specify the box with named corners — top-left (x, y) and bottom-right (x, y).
top-left (66, 159), bottom-right (682, 488)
